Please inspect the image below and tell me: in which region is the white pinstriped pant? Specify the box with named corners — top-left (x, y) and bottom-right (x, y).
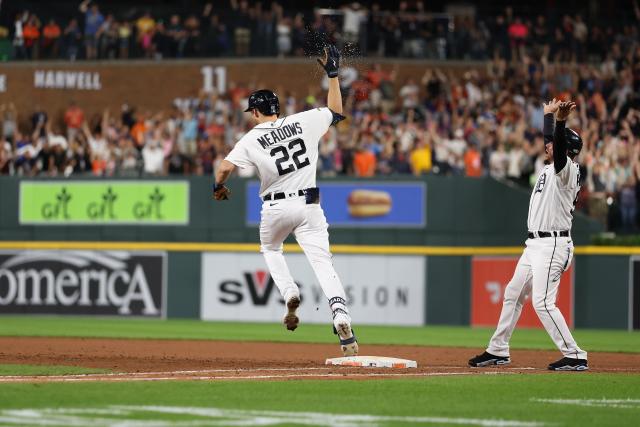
top-left (487, 236), bottom-right (587, 359)
top-left (258, 196), bottom-right (350, 324)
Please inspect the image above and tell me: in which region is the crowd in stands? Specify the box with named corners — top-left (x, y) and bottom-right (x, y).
top-left (2, 46), bottom-right (640, 229)
top-left (4, 1), bottom-right (640, 62)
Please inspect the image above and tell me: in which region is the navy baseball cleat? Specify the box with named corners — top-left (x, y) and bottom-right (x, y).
top-left (283, 295), bottom-right (300, 331)
top-left (333, 323), bottom-right (358, 356)
top-left (548, 357), bottom-right (588, 371)
top-left (468, 351), bottom-right (511, 367)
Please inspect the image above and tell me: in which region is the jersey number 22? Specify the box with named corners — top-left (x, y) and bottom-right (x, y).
top-left (270, 138), bottom-right (310, 176)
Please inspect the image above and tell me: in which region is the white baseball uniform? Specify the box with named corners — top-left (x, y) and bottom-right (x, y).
top-left (225, 107), bottom-right (351, 328)
top-left (487, 157), bottom-right (587, 360)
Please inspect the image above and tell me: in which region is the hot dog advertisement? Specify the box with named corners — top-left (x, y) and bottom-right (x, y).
top-left (247, 182), bottom-right (426, 228)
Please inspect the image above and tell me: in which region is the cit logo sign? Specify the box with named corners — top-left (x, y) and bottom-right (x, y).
top-left (133, 187), bottom-right (165, 220)
top-left (41, 187), bottom-right (72, 219)
top-left (87, 187), bottom-right (118, 220)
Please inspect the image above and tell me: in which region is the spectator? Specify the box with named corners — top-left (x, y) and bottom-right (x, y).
top-left (1, 103), bottom-right (18, 142)
top-left (230, 0), bottom-right (252, 56)
top-left (167, 15), bottom-right (186, 58)
top-left (464, 142), bottom-right (482, 177)
top-left (166, 142), bottom-right (190, 175)
top-left (507, 17), bottom-right (528, 61)
top-left (142, 140), bottom-right (164, 174)
top-left (118, 21), bottom-right (131, 58)
top-left (342, 2), bottom-right (366, 49)
top-left (22, 14), bottom-right (41, 59)
top-left (353, 142), bottom-right (376, 177)
top-left (0, 140), bottom-right (12, 174)
top-left (12, 12), bottom-right (27, 60)
top-left (64, 101), bottom-right (85, 142)
top-left (42, 19), bottom-right (61, 58)
top-left (63, 18), bottom-right (82, 60)
top-left (97, 14), bottom-right (118, 59)
top-left (409, 138), bottom-right (432, 176)
top-left (79, 0), bottom-right (105, 60)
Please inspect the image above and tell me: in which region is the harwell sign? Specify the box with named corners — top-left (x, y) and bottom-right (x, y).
top-left (0, 251), bottom-right (166, 316)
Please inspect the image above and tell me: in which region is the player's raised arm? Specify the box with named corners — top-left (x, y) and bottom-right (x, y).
top-left (542, 98), bottom-right (561, 145)
top-left (553, 101), bottom-right (576, 173)
top-left (317, 45), bottom-right (343, 115)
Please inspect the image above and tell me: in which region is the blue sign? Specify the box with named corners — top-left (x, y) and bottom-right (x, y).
top-left (246, 181), bottom-right (426, 228)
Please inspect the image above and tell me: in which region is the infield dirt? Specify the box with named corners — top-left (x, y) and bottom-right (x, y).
top-left (1, 337), bottom-right (639, 382)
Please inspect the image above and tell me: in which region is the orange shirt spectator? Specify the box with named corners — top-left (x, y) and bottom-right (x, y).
top-left (464, 146), bottom-right (482, 177)
top-left (64, 105), bottom-right (84, 130)
top-left (131, 121), bottom-right (147, 145)
top-left (353, 148), bottom-right (376, 177)
top-left (43, 22), bottom-right (61, 42)
top-left (22, 22), bottom-right (40, 47)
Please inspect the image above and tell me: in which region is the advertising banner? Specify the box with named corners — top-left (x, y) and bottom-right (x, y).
top-left (246, 181), bottom-right (426, 227)
top-left (471, 257), bottom-right (574, 328)
top-left (201, 253), bottom-right (426, 325)
top-left (630, 257), bottom-right (640, 330)
top-left (19, 181), bottom-right (189, 225)
top-left (0, 250), bottom-right (166, 316)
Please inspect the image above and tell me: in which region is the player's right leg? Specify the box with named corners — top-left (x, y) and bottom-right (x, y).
top-left (294, 204), bottom-right (357, 356)
top-left (259, 203), bottom-right (300, 331)
top-left (469, 249), bottom-right (532, 367)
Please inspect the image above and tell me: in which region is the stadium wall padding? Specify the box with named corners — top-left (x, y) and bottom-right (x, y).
top-left (1, 176), bottom-right (634, 329)
top-left (0, 176), bottom-right (602, 245)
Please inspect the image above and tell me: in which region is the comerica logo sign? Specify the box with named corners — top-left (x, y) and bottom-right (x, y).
top-left (0, 251), bottom-right (165, 316)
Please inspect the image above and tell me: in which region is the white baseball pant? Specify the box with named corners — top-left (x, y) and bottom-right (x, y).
top-left (487, 236), bottom-right (587, 360)
top-left (259, 196), bottom-right (350, 325)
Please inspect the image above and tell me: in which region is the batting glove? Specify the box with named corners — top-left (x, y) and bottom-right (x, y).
top-left (317, 44), bottom-right (340, 78)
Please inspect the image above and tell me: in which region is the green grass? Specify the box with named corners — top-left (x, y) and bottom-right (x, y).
top-left (0, 316), bottom-right (639, 353)
top-left (0, 364), bottom-right (110, 376)
top-left (0, 375), bottom-right (639, 426)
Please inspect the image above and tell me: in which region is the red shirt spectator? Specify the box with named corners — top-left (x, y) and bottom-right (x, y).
top-left (64, 104), bottom-right (84, 130)
top-left (508, 18), bottom-right (528, 42)
top-left (464, 145), bottom-right (482, 177)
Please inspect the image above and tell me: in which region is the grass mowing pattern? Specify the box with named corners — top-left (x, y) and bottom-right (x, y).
top-left (0, 374), bottom-right (639, 426)
top-left (0, 316), bottom-right (639, 353)
top-left (0, 364), bottom-right (110, 376)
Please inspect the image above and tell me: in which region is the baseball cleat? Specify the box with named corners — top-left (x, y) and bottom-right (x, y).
top-left (547, 357), bottom-right (588, 371)
top-left (334, 323), bottom-right (358, 356)
top-left (283, 296), bottom-right (300, 331)
top-left (468, 351), bottom-right (511, 367)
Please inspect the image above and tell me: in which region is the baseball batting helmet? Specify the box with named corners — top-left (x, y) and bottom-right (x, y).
top-left (244, 89), bottom-right (280, 116)
top-left (565, 128), bottom-right (583, 156)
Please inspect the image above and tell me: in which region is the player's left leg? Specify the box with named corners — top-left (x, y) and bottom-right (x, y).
top-left (530, 237), bottom-right (588, 368)
top-left (260, 204), bottom-right (300, 331)
top-left (294, 204), bottom-right (357, 356)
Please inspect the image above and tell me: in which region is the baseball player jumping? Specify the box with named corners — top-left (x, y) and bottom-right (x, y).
top-left (469, 99), bottom-right (588, 371)
top-left (212, 45), bottom-right (358, 356)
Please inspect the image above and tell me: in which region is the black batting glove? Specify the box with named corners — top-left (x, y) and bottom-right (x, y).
top-left (317, 44), bottom-right (340, 78)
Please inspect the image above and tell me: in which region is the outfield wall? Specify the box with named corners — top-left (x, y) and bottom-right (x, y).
top-left (0, 243), bottom-right (636, 330)
top-left (0, 176), bottom-right (636, 329)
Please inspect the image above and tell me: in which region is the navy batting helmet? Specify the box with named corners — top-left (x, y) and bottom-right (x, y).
top-left (565, 128), bottom-right (583, 157)
top-left (244, 89), bottom-right (280, 116)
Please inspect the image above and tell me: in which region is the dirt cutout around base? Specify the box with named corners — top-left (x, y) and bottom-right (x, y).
top-left (0, 337), bottom-right (638, 382)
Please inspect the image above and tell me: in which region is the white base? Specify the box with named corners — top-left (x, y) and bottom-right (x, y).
top-left (325, 356), bottom-right (417, 368)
